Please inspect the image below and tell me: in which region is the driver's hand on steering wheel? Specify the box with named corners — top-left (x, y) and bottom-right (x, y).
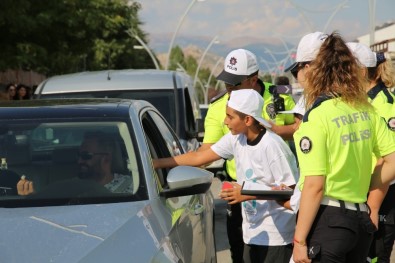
top-left (17, 176), bottom-right (34, 195)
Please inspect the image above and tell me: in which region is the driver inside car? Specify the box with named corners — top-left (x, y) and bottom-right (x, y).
top-left (17, 131), bottom-right (132, 195)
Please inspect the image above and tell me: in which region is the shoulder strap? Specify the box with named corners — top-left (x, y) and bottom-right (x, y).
top-left (367, 82), bottom-right (393, 104)
top-left (210, 90), bottom-right (227, 104)
top-left (303, 95), bottom-right (336, 122)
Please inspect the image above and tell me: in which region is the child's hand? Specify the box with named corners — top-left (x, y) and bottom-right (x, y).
top-left (219, 181), bottom-right (236, 199)
top-left (219, 182), bottom-right (244, 204)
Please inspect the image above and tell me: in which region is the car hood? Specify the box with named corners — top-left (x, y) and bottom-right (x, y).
top-left (0, 201), bottom-right (177, 263)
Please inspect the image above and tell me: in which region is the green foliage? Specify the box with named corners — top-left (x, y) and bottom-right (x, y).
top-left (168, 46), bottom-right (214, 103)
top-left (0, 0), bottom-right (159, 76)
top-left (168, 46), bottom-right (186, 71)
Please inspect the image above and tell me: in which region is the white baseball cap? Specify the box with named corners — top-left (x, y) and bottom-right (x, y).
top-left (346, 42), bottom-right (377, 68)
top-left (216, 49), bottom-right (259, 86)
top-left (285, 32), bottom-right (328, 72)
top-left (227, 89), bottom-right (271, 129)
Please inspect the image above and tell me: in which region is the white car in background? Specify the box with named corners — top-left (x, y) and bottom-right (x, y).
top-left (34, 69), bottom-right (203, 153)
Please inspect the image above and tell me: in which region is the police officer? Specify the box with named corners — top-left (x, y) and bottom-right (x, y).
top-left (200, 48), bottom-right (296, 262)
top-left (291, 32), bottom-right (395, 263)
top-left (346, 43), bottom-right (395, 263)
top-left (366, 50), bottom-right (395, 263)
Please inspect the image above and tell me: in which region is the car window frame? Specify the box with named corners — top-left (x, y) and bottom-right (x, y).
top-left (141, 110), bottom-right (183, 189)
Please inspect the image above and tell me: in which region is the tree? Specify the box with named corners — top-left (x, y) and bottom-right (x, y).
top-left (167, 46), bottom-right (186, 71)
top-left (0, 0), bottom-right (158, 76)
top-left (166, 45), bottom-right (218, 103)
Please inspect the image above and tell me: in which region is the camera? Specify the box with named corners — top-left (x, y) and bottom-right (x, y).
top-left (273, 95), bottom-right (285, 112)
top-left (269, 85), bottom-right (290, 112)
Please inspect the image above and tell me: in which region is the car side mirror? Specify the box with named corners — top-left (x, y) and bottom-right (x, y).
top-left (160, 166), bottom-right (213, 198)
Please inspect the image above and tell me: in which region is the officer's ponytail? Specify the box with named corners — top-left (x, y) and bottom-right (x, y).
top-left (304, 31), bottom-right (370, 110)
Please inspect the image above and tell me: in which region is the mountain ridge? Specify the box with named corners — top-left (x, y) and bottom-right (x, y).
top-left (151, 34), bottom-right (296, 73)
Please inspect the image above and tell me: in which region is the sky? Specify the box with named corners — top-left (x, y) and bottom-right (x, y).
top-left (137, 0), bottom-right (395, 48)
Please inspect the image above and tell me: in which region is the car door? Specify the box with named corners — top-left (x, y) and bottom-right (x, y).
top-left (141, 109), bottom-right (210, 263)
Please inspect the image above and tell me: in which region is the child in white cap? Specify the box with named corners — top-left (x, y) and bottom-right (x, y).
top-left (204, 48), bottom-right (297, 262)
top-left (154, 89), bottom-right (299, 263)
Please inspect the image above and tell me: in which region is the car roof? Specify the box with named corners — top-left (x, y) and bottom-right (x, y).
top-left (0, 98), bottom-right (151, 119)
top-left (36, 69), bottom-right (186, 94)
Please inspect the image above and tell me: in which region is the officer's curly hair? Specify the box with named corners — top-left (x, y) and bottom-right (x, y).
top-left (367, 52), bottom-right (395, 88)
top-left (304, 31), bottom-right (372, 110)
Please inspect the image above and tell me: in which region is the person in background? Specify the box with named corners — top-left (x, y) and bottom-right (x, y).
top-left (274, 76), bottom-right (290, 86)
top-left (154, 89), bottom-right (298, 263)
top-left (15, 84), bottom-right (30, 100)
top-left (291, 32), bottom-right (395, 263)
top-left (5, 83), bottom-right (16, 100)
top-left (367, 51), bottom-right (395, 263)
top-left (348, 42), bottom-right (395, 263)
top-left (201, 48), bottom-right (296, 262)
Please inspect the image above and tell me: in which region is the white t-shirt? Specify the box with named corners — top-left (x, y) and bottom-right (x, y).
top-left (290, 181), bottom-right (301, 213)
top-left (211, 130), bottom-right (299, 246)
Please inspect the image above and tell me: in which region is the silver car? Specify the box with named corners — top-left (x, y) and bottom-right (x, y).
top-left (0, 99), bottom-right (216, 263)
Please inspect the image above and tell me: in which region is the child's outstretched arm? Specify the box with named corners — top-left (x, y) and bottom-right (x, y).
top-left (153, 148), bottom-right (221, 169)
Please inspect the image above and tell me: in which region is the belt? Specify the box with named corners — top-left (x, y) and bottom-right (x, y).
top-left (321, 196), bottom-right (369, 212)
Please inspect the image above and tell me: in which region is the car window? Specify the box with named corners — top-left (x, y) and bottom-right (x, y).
top-left (0, 120), bottom-right (144, 205)
top-left (141, 110), bottom-right (182, 187)
top-left (41, 90), bottom-right (177, 131)
top-left (184, 89), bottom-right (196, 132)
top-left (148, 111), bottom-right (183, 156)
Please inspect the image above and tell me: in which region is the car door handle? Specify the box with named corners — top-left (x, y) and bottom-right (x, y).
top-left (194, 203), bottom-right (204, 215)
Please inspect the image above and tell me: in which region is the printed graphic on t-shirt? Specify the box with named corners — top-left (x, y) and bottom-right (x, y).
top-left (243, 168), bottom-right (257, 223)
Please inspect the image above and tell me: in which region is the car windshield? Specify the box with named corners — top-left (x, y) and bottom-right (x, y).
top-left (42, 90), bottom-right (176, 129)
top-left (0, 120), bottom-right (144, 207)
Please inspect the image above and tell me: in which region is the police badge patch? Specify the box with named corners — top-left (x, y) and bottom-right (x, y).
top-left (266, 103), bottom-right (277, 120)
top-left (300, 136), bottom-right (312, 153)
top-left (388, 117), bottom-right (395, 131)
